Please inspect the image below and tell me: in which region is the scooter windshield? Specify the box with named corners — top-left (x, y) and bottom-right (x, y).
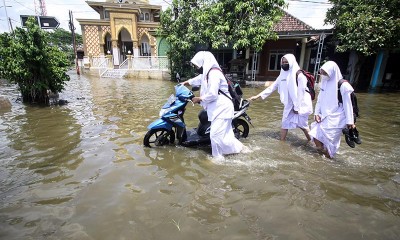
top-left (161, 94), bottom-right (176, 109)
top-left (159, 85), bottom-right (192, 117)
top-left (166, 94), bottom-right (176, 105)
top-left (175, 84), bottom-right (193, 101)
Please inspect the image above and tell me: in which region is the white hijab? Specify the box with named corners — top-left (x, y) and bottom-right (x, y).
top-left (190, 51), bottom-right (221, 98)
top-left (275, 54), bottom-right (299, 105)
top-left (319, 61), bottom-right (343, 117)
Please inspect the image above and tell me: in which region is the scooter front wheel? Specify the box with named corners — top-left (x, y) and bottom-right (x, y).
top-left (232, 119), bottom-right (249, 139)
top-left (144, 128), bottom-right (175, 147)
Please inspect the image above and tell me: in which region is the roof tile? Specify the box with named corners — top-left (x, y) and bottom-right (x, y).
top-left (273, 11), bottom-right (314, 32)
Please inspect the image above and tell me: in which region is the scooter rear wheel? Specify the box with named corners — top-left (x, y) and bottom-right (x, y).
top-left (232, 119), bottom-right (249, 139)
top-left (144, 128), bottom-right (175, 147)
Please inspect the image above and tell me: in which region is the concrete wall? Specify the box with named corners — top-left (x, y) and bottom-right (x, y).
top-left (125, 70), bottom-right (170, 80)
top-left (83, 68), bottom-right (171, 80)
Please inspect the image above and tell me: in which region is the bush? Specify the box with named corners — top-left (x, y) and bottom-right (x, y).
top-left (0, 17), bottom-right (70, 104)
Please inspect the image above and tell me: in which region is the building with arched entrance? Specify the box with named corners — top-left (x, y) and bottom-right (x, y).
top-left (77, 0), bottom-right (169, 76)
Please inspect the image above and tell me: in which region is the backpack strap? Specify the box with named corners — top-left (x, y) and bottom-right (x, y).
top-left (295, 70), bottom-right (303, 86)
top-left (338, 79), bottom-right (348, 88)
top-left (206, 67), bottom-right (223, 83)
top-left (205, 67), bottom-right (232, 100)
top-left (296, 69), bottom-right (311, 93)
top-left (337, 79), bottom-right (359, 118)
top-left (337, 79), bottom-right (348, 104)
top-left (218, 89), bottom-right (232, 100)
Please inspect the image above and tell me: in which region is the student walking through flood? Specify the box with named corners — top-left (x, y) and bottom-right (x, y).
top-left (309, 61), bottom-right (356, 158)
top-left (248, 54), bottom-right (313, 141)
top-left (181, 51), bottom-right (249, 159)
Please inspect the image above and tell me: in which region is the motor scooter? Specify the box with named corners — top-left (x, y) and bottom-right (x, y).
top-left (143, 82), bottom-right (252, 148)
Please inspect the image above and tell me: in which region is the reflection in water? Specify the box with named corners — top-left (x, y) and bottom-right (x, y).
top-left (0, 72), bottom-right (399, 239)
top-left (0, 78), bottom-right (88, 238)
top-left (11, 107), bottom-right (83, 177)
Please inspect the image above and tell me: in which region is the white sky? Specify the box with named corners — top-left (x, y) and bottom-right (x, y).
top-left (0, 0), bottom-right (332, 34)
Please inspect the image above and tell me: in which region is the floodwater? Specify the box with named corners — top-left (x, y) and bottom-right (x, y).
top-left (0, 72), bottom-right (399, 240)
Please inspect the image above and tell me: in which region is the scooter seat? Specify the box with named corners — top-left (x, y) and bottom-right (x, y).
top-left (197, 110), bottom-right (211, 136)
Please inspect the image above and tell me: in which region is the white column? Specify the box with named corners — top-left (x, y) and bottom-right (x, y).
top-left (133, 48), bottom-right (139, 57)
top-left (113, 47), bottom-right (120, 66)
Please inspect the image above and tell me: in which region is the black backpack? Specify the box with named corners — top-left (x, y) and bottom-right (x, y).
top-left (296, 70), bottom-right (316, 100)
top-left (206, 67), bottom-right (243, 111)
top-left (338, 79), bottom-right (359, 120)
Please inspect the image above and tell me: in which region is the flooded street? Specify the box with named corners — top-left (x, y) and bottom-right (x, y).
top-left (1, 72), bottom-right (399, 240)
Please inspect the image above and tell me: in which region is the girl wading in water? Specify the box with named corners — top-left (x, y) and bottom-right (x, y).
top-left (181, 51), bottom-right (249, 159)
top-left (309, 61), bottom-right (356, 158)
top-left (248, 54), bottom-right (313, 141)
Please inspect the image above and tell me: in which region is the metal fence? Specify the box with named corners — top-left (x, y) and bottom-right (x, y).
top-left (84, 56), bottom-right (169, 71)
top-left (129, 56), bottom-right (169, 70)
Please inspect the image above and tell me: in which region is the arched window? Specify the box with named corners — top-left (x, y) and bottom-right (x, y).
top-left (139, 13), bottom-right (144, 21)
top-left (104, 33), bottom-right (112, 55)
top-left (144, 13), bottom-right (150, 21)
top-left (141, 42), bottom-right (150, 56)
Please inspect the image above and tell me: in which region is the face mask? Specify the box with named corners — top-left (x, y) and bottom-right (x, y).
top-left (281, 63), bottom-right (289, 71)
top-left (196, 67), bottom-right (203, 74)
top-left (321, 75), bottom-right (330, 81)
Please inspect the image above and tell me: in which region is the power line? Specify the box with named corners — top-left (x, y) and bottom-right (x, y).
top-left (298, 16), bottom-right (329, 19)
top-left (45, 0), bottom-right (85, 5)
top-left (47, 3), bottom-right (90, 6)
top-left (288, 6), bottom-right (331, 9)
top-left (13, 0), bottom-right (36, 13)
top-left (71, 11), bottom-right (97, 13)
top-left (161, 0), bottom-right (172, 5)
top-left (288, 0), bottom-right (331, 4)
top-left (10, 17), bottom-right (20, 23)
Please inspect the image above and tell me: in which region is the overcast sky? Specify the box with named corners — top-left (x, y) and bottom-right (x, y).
top-left (0, 0), bottom-right (332, 34)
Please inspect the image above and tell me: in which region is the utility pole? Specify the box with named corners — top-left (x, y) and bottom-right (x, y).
top-left (39, 0), bottom-right (47, 16)
top-left (34, 0), bottom-right (47, 16)
top-left (68, 10), bottom-right (80, 75)
top-left (8, 17), bottom-right (13, 33)
top-left (2, 0), bottom-right (11, 32)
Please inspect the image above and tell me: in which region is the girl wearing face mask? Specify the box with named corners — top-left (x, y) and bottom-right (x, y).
top-left (248, 54), bottom-right (313, 141)
top-left (309, 61), bottom-right (356, 158)
top-left (180, 51), bottom-right (247, 159)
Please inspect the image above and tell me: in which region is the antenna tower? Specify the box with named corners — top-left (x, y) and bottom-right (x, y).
top-left (34, 0), bottom-right (47, 16)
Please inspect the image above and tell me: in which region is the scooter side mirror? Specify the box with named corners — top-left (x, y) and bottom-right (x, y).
top-left (191, 86), bottom-right (200, 92)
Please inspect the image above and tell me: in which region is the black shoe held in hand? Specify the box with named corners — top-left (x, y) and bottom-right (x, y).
top-left (342, 128), bottom-right (355, 148)
top-left (350, 127), bottom-right (362, 144)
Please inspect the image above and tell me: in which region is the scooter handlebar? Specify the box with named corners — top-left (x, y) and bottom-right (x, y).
top-left (187, 99), bottom-right (195, 106)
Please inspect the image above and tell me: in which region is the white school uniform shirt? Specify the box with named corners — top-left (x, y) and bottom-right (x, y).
top-left (314, 61), bottom-right (354, 125)
top-left (309, 61), bottom-right (355, 157)
top-left (188, 51), bottom-right (233, 121)
top-left (259, 53), bottom-right (312, 118)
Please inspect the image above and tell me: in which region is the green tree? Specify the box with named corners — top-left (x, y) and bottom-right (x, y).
top-left (325, 0), bottom-right (400, 87)
top-left (47, 28), bottom-right (83, 63)
top-left (0, 17), bottom-right (70, 104)
top-left (160, 0), bottom-right (286, 79)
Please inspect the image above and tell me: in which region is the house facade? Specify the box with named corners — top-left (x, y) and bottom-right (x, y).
top-left (255, 12), bottom-right (332, 81)
top-left (77, 3), bottom-right (333, 81)
top-left (258, 12), bottom-right (313, 81)
top-left (77, 0), bottom-right (168, 67)
top-left (203, 12), bottom-right (332, 82)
